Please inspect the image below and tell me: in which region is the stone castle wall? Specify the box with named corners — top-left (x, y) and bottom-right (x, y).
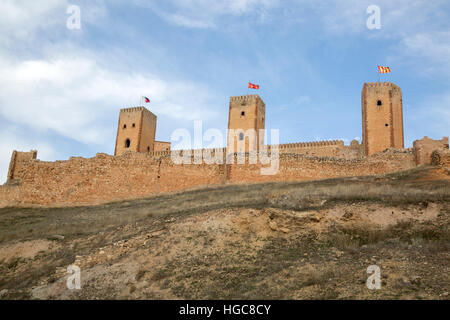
top-left (143, 140), bottom-right (359, 160)
top-left (413, 136), bottom-right (449, 165)
top-left (431, 149), bottom-right (450, 168)
top-left (7, 150), bottom-right (37, 182)
top-left (0, 148), bottom-right (415, 207)
top-left (154, 141), bottom-right (171, 152)
top-left (227, 149), bottom-right (414, 184)
top-left (270, 140), bottom-right (364, 159)
top-left (1, 152), bottom-right (226, 207)
top-left (3, 134), bottom-right (448, 208)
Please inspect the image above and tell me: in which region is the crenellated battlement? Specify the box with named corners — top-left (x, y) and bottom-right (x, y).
top-left (146, 140), bottom-right (345, 158)
top-left (230, 94), bottom-right (261, 103)
top-left (120, 106), bottom-right (156, 116)
top-left (365, 82), bottom-right (391, 87)
top-left (149, 147), bottom-right (227, 159)
top-left (364, 82), bottom-right (401, 90)
top-left (120, 106), bottom-right (146, 113)
top-left (267, 139), bottom-right (344, 149)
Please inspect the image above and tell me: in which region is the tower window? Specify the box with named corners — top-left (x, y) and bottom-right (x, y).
top-left (132, 123), bottom-right (136, 128)
top-left (239, 133), bottom-right (244, 141)
top-left (385, 123), bottom-right (389, 127)
top-left (147, 146), bottom-right (150, 152)
top-left (125, 139), bottom-right (131, 148)
top-left (241, 111), bottom-right (245, 116)
top-left (123, 124), bottom-right (127, 129)
top-left (377, 100), bottom-right (382, 106)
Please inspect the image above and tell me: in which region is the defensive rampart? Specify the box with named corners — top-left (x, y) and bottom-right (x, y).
top-left (0, 148), bottom-right (415, 207)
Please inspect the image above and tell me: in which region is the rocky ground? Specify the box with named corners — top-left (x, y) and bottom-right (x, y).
top-left (0, 166), bottom-right (449, 300)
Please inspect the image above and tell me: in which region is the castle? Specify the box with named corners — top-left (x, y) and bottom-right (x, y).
top-left (114, 107), bottom-right (170, 156)
top-left (113, 82), bottom-right (408, 158)
top-left (1, 82), bottom-right (449, 207)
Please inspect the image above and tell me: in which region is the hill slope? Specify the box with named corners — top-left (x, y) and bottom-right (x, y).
top-left (0, 166), bottom-right (449, 299)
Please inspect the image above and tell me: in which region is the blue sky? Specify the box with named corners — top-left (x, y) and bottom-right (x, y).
top-left (0, 0), bottom-right (449, 183)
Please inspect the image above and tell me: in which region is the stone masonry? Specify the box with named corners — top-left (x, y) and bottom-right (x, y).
top-left (1, 149), bottom-right (416, 207)
top-left (154, 141), bottom-right (171, 152)
top-left (7, 150), bottom-right (37, 182)
top-left (227, 95), bottom-right (265, 153)
top-left (2, 82), bottom-right (449, 207)
top-left (362, 82), bottom-right (404, 156)
top-left (115, 107), bottom-right (157, 155)
top-left (413, 136), bottom-right (449, 165)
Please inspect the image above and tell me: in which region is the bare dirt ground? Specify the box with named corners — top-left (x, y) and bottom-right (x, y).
top-left (0, 166), bottom-right (449, 300)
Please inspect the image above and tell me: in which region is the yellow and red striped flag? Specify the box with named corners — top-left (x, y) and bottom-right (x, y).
top-left (378, 66), bottom-right (391, 74)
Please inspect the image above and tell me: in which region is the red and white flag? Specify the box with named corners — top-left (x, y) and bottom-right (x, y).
top-left (248, 82), bottom-right (260, 89)
top-left (142, 96), bottom-right (150, 103)
top-left (378, 66), bottom-right (391, 74)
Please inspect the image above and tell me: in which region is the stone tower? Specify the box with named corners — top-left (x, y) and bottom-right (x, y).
top-left (114, 107), bottom-right (157, 156)
top-left (227, 94), bottom-right (266, 153)
top-left (361, 82), bottom-right (404, 156)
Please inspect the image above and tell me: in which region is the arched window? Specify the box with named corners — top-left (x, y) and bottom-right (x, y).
top-left (377, 100), bottom-right (382, 106)
top-left (132, 123), bottom-right (136, 128)
top-left (147, 146), bottom-right (150, 152)
top-left (123, 124), bottom-right (127, 129)
top-left (241, 111), bottom-right (245, 116)
top-left (239, 132), bottom-right (244, 141)
top-left (125, 139), bottom-right (131, 148)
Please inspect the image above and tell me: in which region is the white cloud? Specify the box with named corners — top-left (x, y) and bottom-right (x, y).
top-left (392, 32), bottom-right (450, 77)
top-left (0, 52), bottom-right (219, 146)
top-left (317, 0), bottom-right (448, 36)
top-left (309, 0), bottom-right (450, 85)
top-left (136, 0), bottom-right (279, 28)
top-left (0, 0), bottom-right (68, 44)
top-left (163, 13), bottom-right (215, 28)
top-left (160, 0), bottom-right (278, 15)
top-left (0, 0), bottom-right (109, 46)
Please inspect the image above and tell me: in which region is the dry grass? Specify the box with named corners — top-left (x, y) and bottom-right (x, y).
top-left (0, 166), bottom-right (448, 299)
top-left (324, 219), bottom-right (450, 250)
top-left (0, 166), bottom-right (448, 244)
